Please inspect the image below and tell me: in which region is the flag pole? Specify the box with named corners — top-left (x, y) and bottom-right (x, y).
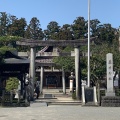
top-left (87, 0), bottom-right (90, 87)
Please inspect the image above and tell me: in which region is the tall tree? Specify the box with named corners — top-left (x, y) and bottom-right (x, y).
top-left (58, 24), bottom-right (73, 40)
top-left (25, 17), bottom-right (44, 40)
top-left (97, 24), bottom-right (116, 43)
top-left (8, 17), bottom-right (27, 37)
top-left (72, 17), bottom-right (87, 39)
top-left (0, 12), bottom-right (10, 36)
top-left (90, 19), bottom-right (100, 37)
top-left (44, 21), bottom-right (60, 40)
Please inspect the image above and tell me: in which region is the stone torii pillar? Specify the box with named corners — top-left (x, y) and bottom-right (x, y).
top-left (62, 67), bottom-right (66, 94)
top-left (30, 47), bottom-right (36, 99)
top-left (74, 46), bottom-right (81, 100)
top-left (40, 66), bottom-right (44, 94)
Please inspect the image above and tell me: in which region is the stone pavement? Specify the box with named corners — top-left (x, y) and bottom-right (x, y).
top-left (36, 88), bottom-right (81, 105)
top-left (0, 88), bottom-right (120, 120)
top-left (0, 105), bottom-right (120, 120)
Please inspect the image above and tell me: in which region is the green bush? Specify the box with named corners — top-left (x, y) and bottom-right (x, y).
top-left (100, 90), bottom-right (105, 96)
top-left (72, 91), bottom-right (76, 100)
top-left (6, 77), bottom-right (19, 91)
top-left (115, 89), bottom-right (120, 96)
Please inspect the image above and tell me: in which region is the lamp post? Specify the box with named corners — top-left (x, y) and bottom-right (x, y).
top-left (87, 0), bottom-right (90, 87)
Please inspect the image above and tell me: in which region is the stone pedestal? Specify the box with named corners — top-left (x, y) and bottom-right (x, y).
top-left (101, 96), bottom-right (120, 107)
top-left (69, 80), bottom-right (73, 93)
top-left (106, 92), bottom-right (115, 97)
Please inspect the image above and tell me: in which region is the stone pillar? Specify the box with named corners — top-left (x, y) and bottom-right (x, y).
top-left (106, 53), bottom-right (115, 96)
top-left (62, 67), bottom-right (66, 94)
top-left (75, 47), bottom-right (81, 100)
top-left (20, 79), bottom-right (23, 96)
top-left (40, 66), bottom-right (44, 94)
top-left (70, 79), bottom-right (73, 93)
top-left (17, 75), bottom-right (23, 97)
top-left (22, 74), bottom-right (26, 96)
top-left (30, 47), bottom-right (36, 99)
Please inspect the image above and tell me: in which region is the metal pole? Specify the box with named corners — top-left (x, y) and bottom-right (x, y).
top-left (119, 26), bottom-right (120, 52)
top-left (87, 0), bottom-right (90, 87)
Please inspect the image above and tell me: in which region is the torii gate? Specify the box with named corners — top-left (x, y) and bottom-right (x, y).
top-left (16, 37), bottom-right (96, 100)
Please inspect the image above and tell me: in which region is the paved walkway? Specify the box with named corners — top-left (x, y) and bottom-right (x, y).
top-left (36, 88), bottom-right (81, 105)
top-left (0, 105), bottom-right (120, 120)
top-left (0, 89), bottom-right (120, 120)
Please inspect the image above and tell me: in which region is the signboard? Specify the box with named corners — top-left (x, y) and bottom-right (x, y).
top-left (35, 59), bottom-right (53, 63)
top-left (85, 88), bottom-right (94, 103)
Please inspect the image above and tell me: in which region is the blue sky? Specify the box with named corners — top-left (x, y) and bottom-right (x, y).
top-left (0, 0), bottom-right (120, 30)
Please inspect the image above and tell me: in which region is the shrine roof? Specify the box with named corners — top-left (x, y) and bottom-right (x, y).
top-left (3, 51), bottom-right (30, 64)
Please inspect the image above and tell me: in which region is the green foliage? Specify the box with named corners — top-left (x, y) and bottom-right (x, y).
top-left (72, 16), bottom-right (87, 39)
top-left (0, 12), bottom-right (9, 36)
top-left (72, 91), bottom-right (76, 100)
top-left (6, 77), bottom-right (19, 91)
top-left (53, 46), bottom-right (74, 72)
top-left (90, 19), bottom-right (100, 37)
top-left (0, 45), bottom-right (16, 64)
top-left (44, 21), bottom-right (60, 40)
top-left (25, 17), bottom-right (44, 40)
top-left (58, 24), bottom-right (73, 40)
top-left (100, 90), bottom-right (105, 96)
top-left (0, 46), bottom-right (16, 54)
top-left (0, 36), bottom-right (21, 47)
top-left (8, 18), bottom-right (27, 37)
top-left (115, 89), bottom-right (120, 96)
top-left (0, 36), bottom-right (21, 64)
top-left (97, 24), bottom-right (115, 43)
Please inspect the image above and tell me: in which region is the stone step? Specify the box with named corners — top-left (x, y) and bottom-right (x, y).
top-left (30, 102), bottom-right (48, 107)
top-left (48, 102), bottom-right (82, 105)
top-left (82, 102), bottom-right (98, 107)
top-left (39, 94), bottom-right (72, 99)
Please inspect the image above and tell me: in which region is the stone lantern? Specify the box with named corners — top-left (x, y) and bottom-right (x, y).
top-left (69, 72), bottom-right (75, 93)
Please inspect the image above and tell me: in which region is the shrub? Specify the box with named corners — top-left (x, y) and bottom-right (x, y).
top-left (6, 77), bottom-right (19, 91)
top-left (72, 91), bottom-right (76, 100)
top-left (115, 89), bottom-right (120, 96)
